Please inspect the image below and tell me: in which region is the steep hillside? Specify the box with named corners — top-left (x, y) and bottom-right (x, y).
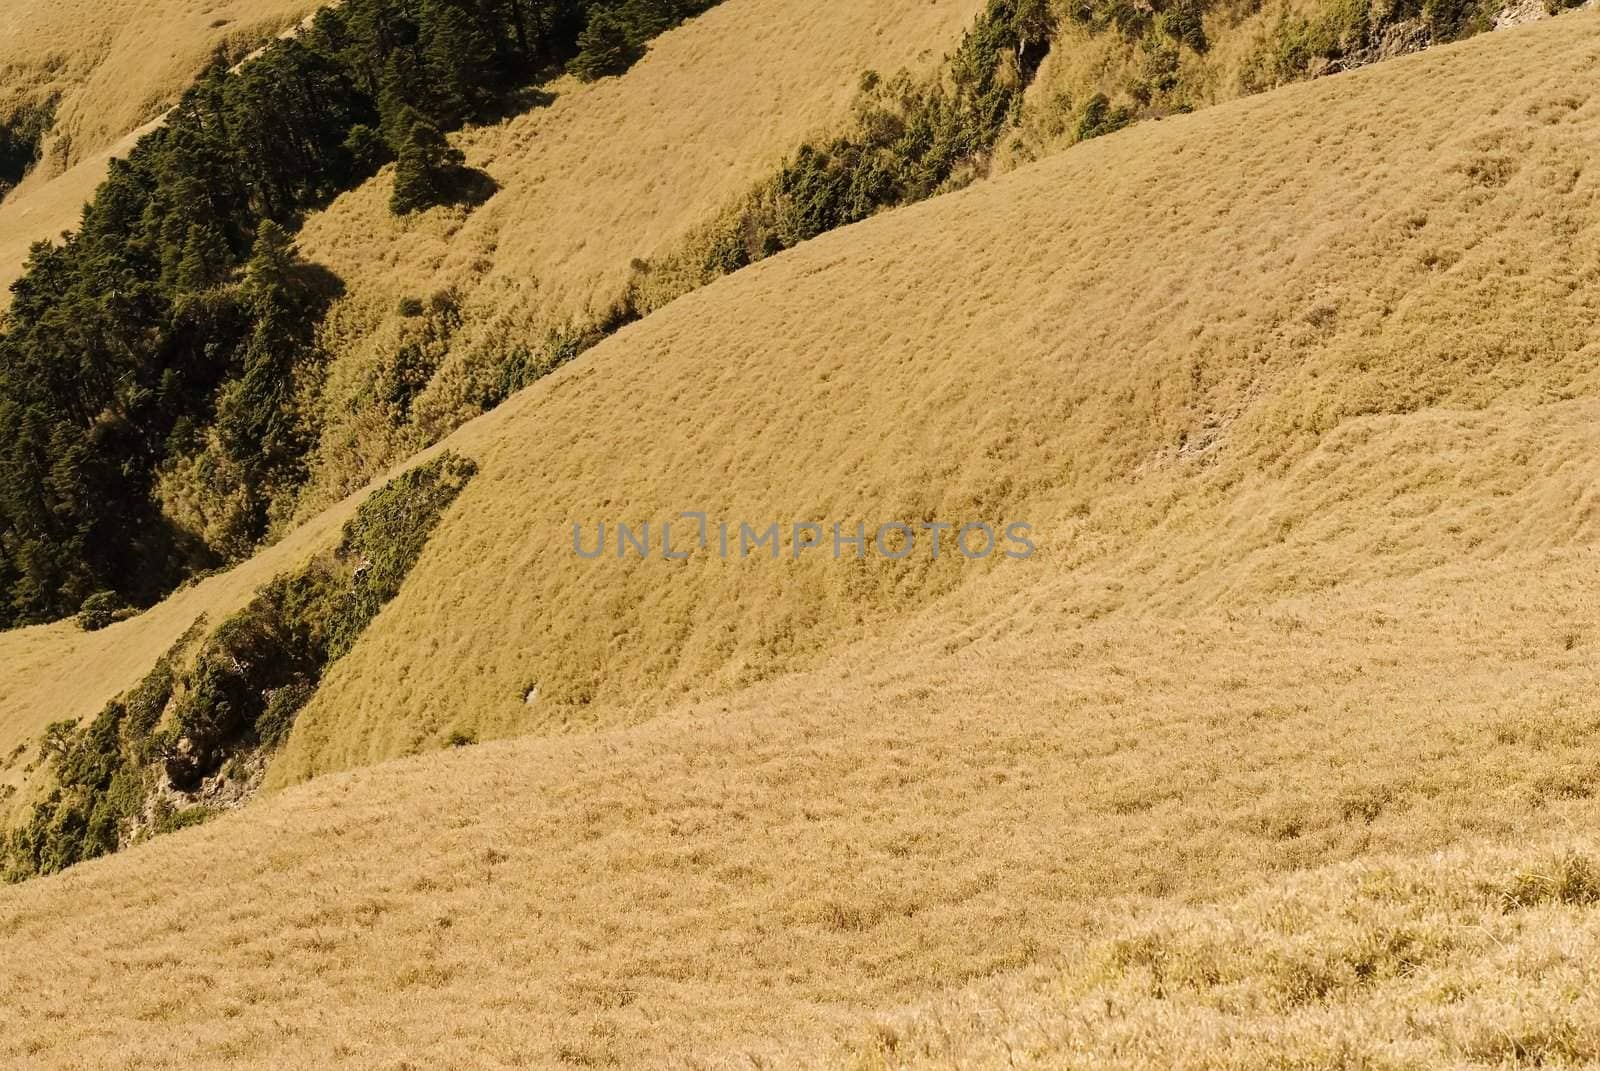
top-left (0, 9), bottom-right (1598, 1067)
top-left (0, 0), bottom-right (321, 284)
top-left (0, 0), bottom-right (1548, 631)
top-left (0, 0), bottom-right (991, 638)
top-left (272, 7), bottom-right (1600, 780)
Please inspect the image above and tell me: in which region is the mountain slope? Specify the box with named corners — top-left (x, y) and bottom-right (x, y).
top-left (271, 7), bottom-right (1600, 781)
top-left (1, 10), bottom-right (1598, 1067)
top-left (4, 548), bottom-right (1600, 1067)
top-left (282, 0), bottom-right (988, 515)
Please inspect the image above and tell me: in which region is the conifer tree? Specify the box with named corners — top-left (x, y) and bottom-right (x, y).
top-left (571, 10), bottom-right (637, 81)
top-left (176, 223), bottom-right (234, 293)
top-left (420, 0), bottom-right (494, 124)
top-left (342, 124), bottom-right (392, 177)
top-left (245, 220), bottom-right (297, 295)
top-left (619, 0), bottom-right (679, 41)
top-left (389, 108), bottom-right (465, 214)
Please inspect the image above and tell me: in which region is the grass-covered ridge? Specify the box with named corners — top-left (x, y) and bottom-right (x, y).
top-left (291, 0), bottom-right (1581, 515)
top-left (2, 0), bottom-right (1552, 634)
top-left (0, 453), bottom-right (475, 882)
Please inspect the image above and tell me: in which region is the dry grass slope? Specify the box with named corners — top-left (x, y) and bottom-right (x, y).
top-left (0, 0), bottom-right (321, 289)
top-left (829, 840), bottom-right (1600, 1069)
top-left (273, 10), bottom-right (1600, 781)
top-left (0, 9), bottom-right (1598, 1069)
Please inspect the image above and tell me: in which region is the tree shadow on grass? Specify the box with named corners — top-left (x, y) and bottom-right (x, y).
top-left (445, 165), bottom-right (499, 210)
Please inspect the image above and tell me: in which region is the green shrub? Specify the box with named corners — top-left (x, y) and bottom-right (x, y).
top-left (257, 680), bottom-right (318, 751)
top-left (1075, 93), bottom-right (1136, 142)
top-left (153, 805), bottom-right (218, 835)
top-left (76, 591), bottom-right (125, 632)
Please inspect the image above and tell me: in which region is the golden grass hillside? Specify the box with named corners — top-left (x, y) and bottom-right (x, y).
top-left (286, 0), bottom-right (985, 515)
top-left (2, 10), bottom-right (1599, 1067)
top-left (990, 0), bottom-right (1590, 176)
top-left (270, 8), bottom-right (1600, 782)
top-left (2, 518), bottom-right (1599, 1066)
top-left (0, 0), bottom-right (321, 289)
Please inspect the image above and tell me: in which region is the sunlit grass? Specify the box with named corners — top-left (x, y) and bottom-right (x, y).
top-left (0, 5), bottom-right (1598, 1067)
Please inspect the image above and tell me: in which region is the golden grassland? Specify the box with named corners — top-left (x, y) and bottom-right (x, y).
top-left (2, 551), bottom-right (1599, 1066)
top-left (828, 839), bottom-right (1600, 1069)
top-left (0, 9), bottom-right (1598, 1066)
top-left (287, 0), bottom-right (985, 516)
top-left (0, 0), bottom-right (321, 289)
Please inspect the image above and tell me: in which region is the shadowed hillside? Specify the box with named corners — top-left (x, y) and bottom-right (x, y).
top-left (0, 9), bottom-right (1598, 1066)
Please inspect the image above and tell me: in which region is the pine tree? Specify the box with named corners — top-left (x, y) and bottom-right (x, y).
top-left (571, 10), bottom-right (638, 81)
top-left (176, 223), bottom-right (233, 293)
top-left (420, 0), bottom-right (493, 124)
top-left (619, 0), bottom-right (679, 41)
top-left (245, 220), bottom-right (297, 296)
top-left (389, 108), bottom-right (465, 214)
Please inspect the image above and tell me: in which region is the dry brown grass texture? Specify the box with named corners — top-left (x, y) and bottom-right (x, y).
top-left (0, 0), bottom-right (321, 289)
top-left (0, 0), bottom-right (983, 818)
top-left (2, 547), bottom-right (1599, 1066)
top-left (829, 840), bottom-right (1600, 1069)
top-left (1, 11), bottom-right (1599, 1068)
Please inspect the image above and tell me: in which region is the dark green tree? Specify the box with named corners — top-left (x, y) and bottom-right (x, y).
top-left (176, 223), bottom-right (234, 292)
top-left (420, 0), bottom-right (495, 123)
top-left (342, 123), bottom-right (392, 176)
top-left (389, 107), bottom-right (465, 214)
top-left (571, 9), bottom-right (638, 81)
top-left (618, 0), bottom-right (680, 40)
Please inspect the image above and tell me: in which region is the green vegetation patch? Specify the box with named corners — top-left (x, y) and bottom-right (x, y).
top-left (1, 452), bottom-right (475, 882)
top-left (0, 95), bottom-right (57, 199)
